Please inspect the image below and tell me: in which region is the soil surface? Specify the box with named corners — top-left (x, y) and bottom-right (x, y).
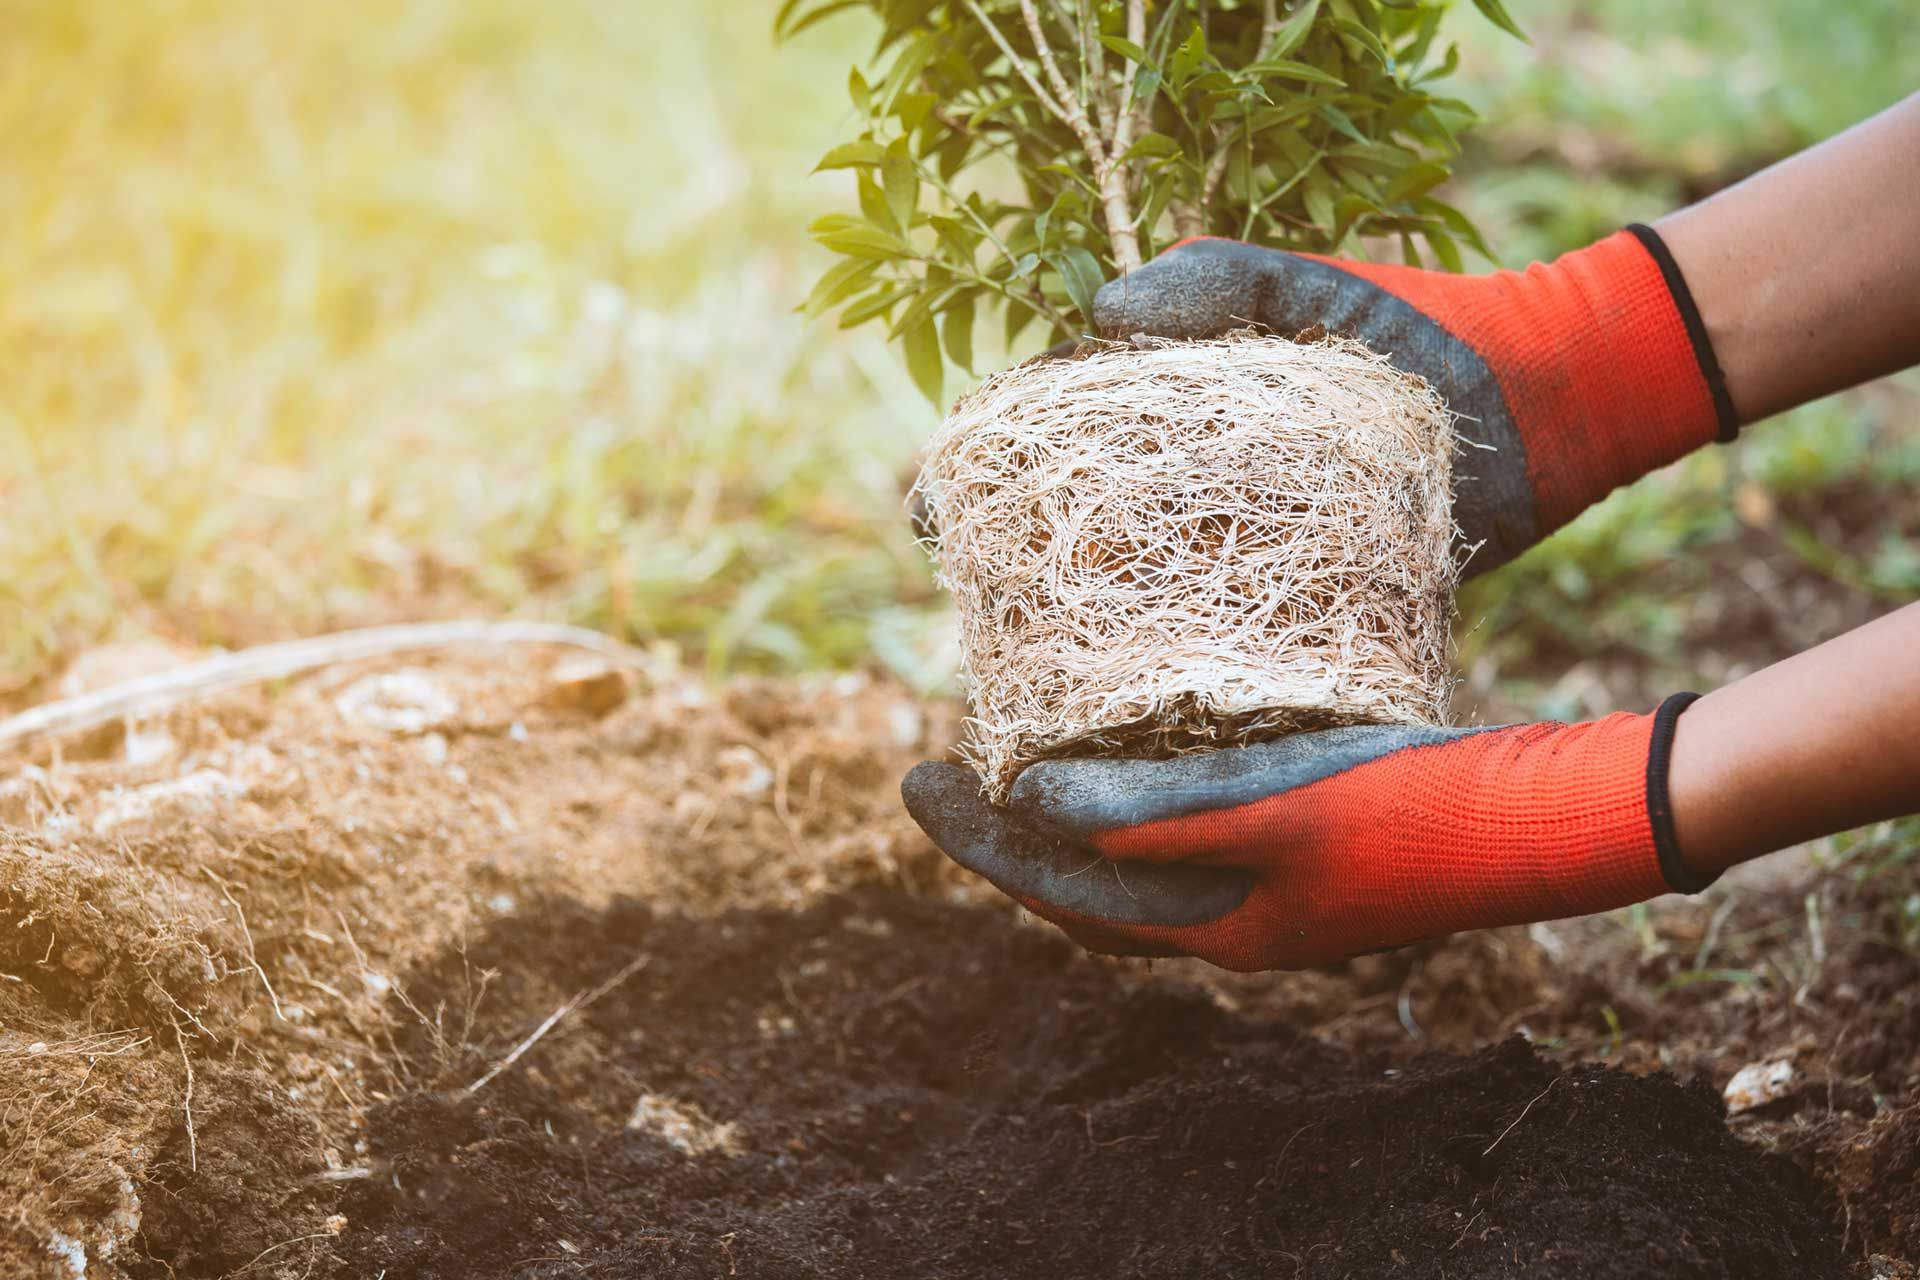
top-left (1, 644), bottom-right (1915, 1279)
top-left (328, 888), bottom-right (1846, 1280)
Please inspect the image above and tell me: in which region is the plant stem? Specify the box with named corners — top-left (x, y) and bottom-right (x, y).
top-left (1099, 0), bottom-right (1150, 270)
top-left (1201, 143), bottom-right (1234, 216)
top-left (1020, 0), bottom-right (1085, 137)
top-left (964, 0), bottom-right (1093, 158)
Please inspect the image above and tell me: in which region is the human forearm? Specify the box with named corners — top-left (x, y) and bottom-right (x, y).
top-left (1670, 603), bottom-right (1920, 879)
top-left (1658, 93), bottom-right (1920, 423)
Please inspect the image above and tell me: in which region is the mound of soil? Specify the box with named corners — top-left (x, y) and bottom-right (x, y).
top-left (332, 888), bottom-right (1844, 1280)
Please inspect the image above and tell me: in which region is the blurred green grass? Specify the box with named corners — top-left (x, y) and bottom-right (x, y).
top-left (1, 0), bottom-right (1915, 711)
top-left (0, 0), bottom-right (950, 694)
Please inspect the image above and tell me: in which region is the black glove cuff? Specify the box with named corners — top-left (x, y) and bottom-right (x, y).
top-left (1624, 224), bottom-right (1739, 443)
top-left (1647, 691), bottom-right (1719, 894)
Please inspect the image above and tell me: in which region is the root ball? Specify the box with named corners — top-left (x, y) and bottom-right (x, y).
top-left (915, 332), bottom-right (1459, 801)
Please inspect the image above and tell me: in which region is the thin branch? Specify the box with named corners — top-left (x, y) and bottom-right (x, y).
top-left (963, 0), bottom-right (1093, 159)
top-left (1020, 0), bottom-right (1090, 146)
top-left (1201, 143), bottom-right (1234, 212)
top-left (966, 0), bottom-right (1136, 273)
top-left (1099, 0), bottom-right (1151, 270)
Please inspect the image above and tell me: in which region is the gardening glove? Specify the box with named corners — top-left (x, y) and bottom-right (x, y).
top-left (1091, 228), bottom-right (1739, 575)
top-left (901, 694), bottom-right (1718, 972)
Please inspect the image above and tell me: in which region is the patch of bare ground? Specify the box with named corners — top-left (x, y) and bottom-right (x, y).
top-left (0, 639), bottom-right (1912, 1277)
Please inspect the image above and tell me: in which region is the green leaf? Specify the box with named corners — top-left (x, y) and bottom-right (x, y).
top-left (1400, 6), bottom-right (1444, 69)
top-left (1038, 162), bottom-right (1101, 194)
top-left (839, 284), bottom-right (911, 327)
top-left (936, 131), bottom-right (972, 182)
top-left (1246, 58), bottom-right (1347, 88)
top-left (1247, 98), bottom-right (1324, 135)
top-left (1140, 170), bottom-right (1181, 254)
top-left (967, 93), bottom-right (1024, 128)
top-left (942, 293), bottom-right (976, 372)
top-left (895, 91), bottom-right (936, 134)
top-left (848, 67), bottom-right (871, 115)
top-left (1034, 188), bottom-right (1085, 247)
top-left (1469, 0), bottom-right (1529, 43)
top-left (1167, 24), bottom-right (1208, 87)
top-left (1331, 192), bottom-right (1379, 243)
top-left (1400, 233), bottom-right (1422, 268)
top-left (1302, 173), bottom-right (1336, 234)
top-left (878, 33), bottom-right (939, 114)
top-left (1331, 18), bottom-right (1390, 66)
top-left (1423, 227), bottom-right (1463, 272)
top-left (1417, 196), bottom-right (1497, 263)
top-left (1265, 0), bottom-right (1321, 57)
top-left (1122, 132), bottom-right (1183, 161)
top-left (801, 257), bottom-right (880, 317)
top-left (930, 215), bottom-right (982, 262)
top-left (1317, 104), bottom-right (1371, 145)
top-left (815, 225), bottom-right (907, 259)
top-left (1044, 247), bottom-right (1104, 326)
top-left (1384, 160), bottom-right (1448, 203)
top-left (813, 140), bottom-right (886, 172)
top-left (883, 140), bottom-right (919, 230)
top-left (1416, 41), bottom-right (1461, 85)
top-left (807, 212), bottom-right (867, 235)
top-left (888, 286), bottom-right (945, 341)
top-left (1098, 35), bottom-right (1149, 63)
top-left (858, 171), bottom-right (896, 231)
top-left (903, 314), bottom-right (944, 406)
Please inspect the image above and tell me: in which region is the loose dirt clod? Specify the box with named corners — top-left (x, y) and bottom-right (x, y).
top-left (915, 332), bottom-right (1458, 799)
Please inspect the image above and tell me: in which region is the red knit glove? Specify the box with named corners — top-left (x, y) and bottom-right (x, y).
top-left (902, 695), bottom-right (1716, 972)
top-left (1090, 229), bottom-right (1738, 574)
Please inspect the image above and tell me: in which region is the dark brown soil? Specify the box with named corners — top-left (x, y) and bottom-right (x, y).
top-left (330, 887), bottom-right (1846, 1280)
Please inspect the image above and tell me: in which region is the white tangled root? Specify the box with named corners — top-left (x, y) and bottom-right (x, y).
top-left (914, 332), bottom-right (1459, 802)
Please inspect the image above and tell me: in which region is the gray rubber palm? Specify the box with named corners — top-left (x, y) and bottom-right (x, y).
top-left (901, 724), bottom-right (1494, 930)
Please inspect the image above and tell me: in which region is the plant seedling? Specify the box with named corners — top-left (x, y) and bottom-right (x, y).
top-left (781, 0), bottom-right (1521, 402)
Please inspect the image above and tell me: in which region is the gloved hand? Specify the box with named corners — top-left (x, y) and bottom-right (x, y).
top-left (903, 694), bottom-right (1716, 972)
top-left (1091, 229), bottom-right (1739, 574)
